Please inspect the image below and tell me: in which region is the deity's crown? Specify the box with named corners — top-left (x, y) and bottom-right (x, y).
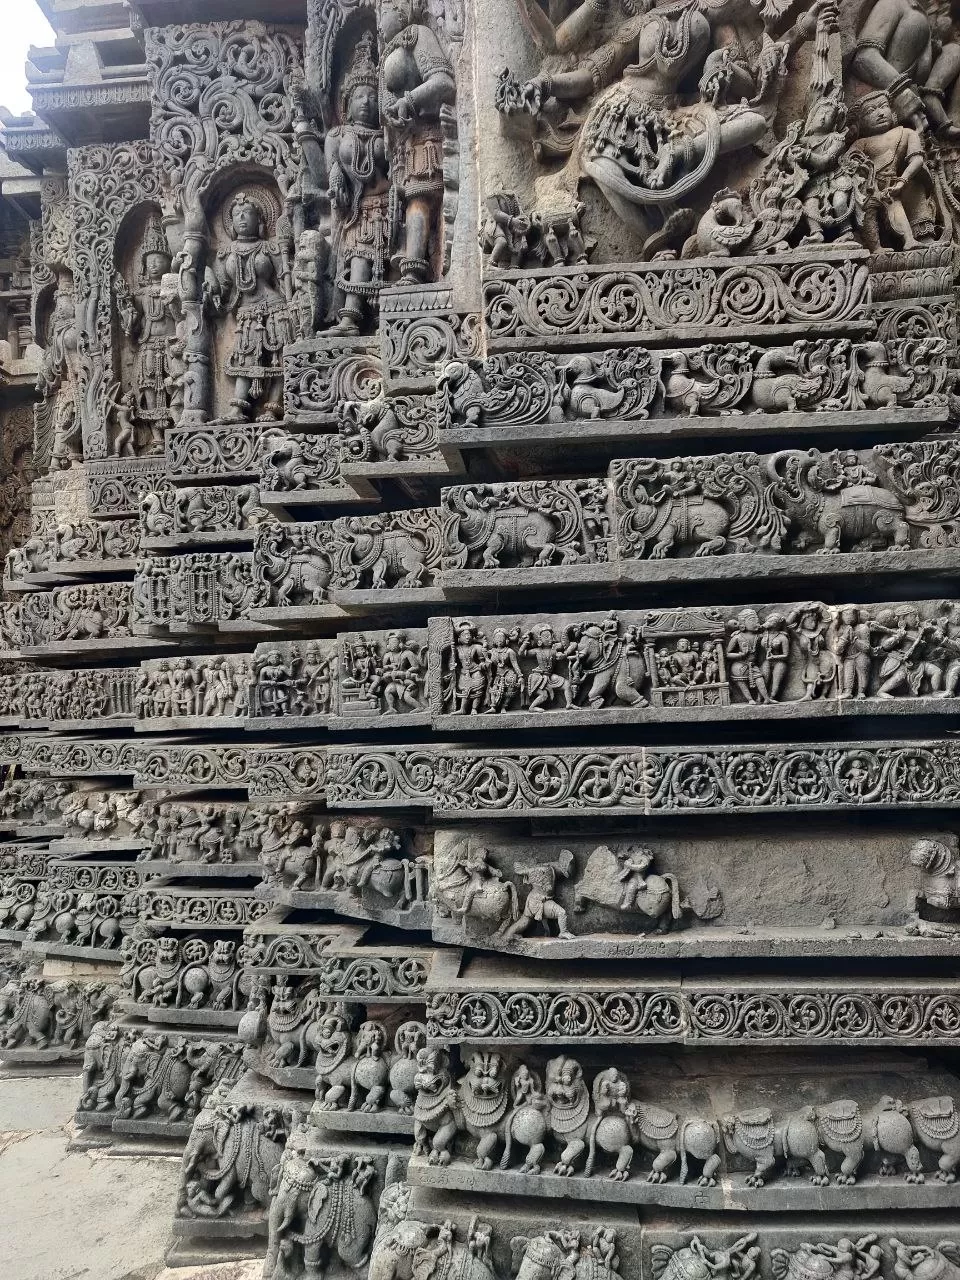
top-left (341, 30), bottom-right (379, 114)
top-left (141, 213), bottom-right (171, 263)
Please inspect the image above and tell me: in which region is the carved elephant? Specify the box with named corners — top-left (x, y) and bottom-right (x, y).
top-left (864, 1096), bottom-right (925, 1183)
top-left (369, 1219), bottom-right (434, 1280)
top-left (183, 1103), bottom-right (285, 1219)
top-left (721, 1107), bottom-right (779, 1186)
top-left (456, 502), bottom-right (562, 569)
top-left (766, 449), bottom-right (911, 554)
top-left (114, 1034), bottom-right (165, 1119)
top-left (628, 1101), bottom-right (720, 1186)
top-left (2, 978), bottom-right (55, 1048)
top-left (265, 1152), bottom-right (376, 1280)
top-left (360, 528), bottom-right (428, 590)
top-left (645, 494), bottom-right (737, 559)
top-left (79, 1024), bottom-right (124, 1111)
top-left (781, 1100), bottom-right (864, 1185)
top-left (907, 1096), bottom-right (960, 1182)
top-left (152, 1039), bottom-right (203, 1121)
top-left (274, 552), bottom-right (332, 606)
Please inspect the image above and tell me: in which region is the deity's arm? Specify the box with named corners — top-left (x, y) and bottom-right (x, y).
top-left (113, 272), bottom-right (140, 338)
top-left (324, 129), bottom-right (348, 210)
top-left (852, 0), bottom-right (922, 89)
top-left (539, 28), bottom-right (636, 102)
top-left (409, 27), bottom-right (456, 117)
top-left (776, 1), bottom-right (826, 54)
top-left (205, 252), bottom-right (233, 315)
top-left (515, 0), bottom-right (606, 55)
top-left (926, 38), bottom-right (960, 94)
top-left (808, 131), bottom-right (849, 173)
top-left (551, 0), bottom-right (610, 55)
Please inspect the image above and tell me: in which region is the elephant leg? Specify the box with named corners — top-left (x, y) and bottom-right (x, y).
top-left (698, 1151), bottom-right (720, 1186)
top-left (937, 1146), bottom-right (959, 1182)
top-left (903, 1144), bottom-right (925, 1183)
top-left (747, 1148), bottom-right (777, 1187)
top-left (891, 518), bottom-right (910, 549)
top-left (611, 1144), bottom-right (634, 1181)
top-left (303, 1241), bottom-right (326, 1280)
top-left (650, 525), bottom-right (676, 559)
top-left (481, 533), bottom-right (505, 570)
top-left (819, 518), bottom-right (841, 554)
top-left (555, 1136), bottom-right (586, 1177)
top-left (835, 1144), bottom-right (863, 1185)
top-left (693, 536), bottom-right (726, 557)
top-left (402, 554), bottom-right (425, 587)
top-left (475, 1132), bottom-right (499, 1171)
top-left (807, 1148), bottom-right (830, 1186)
top-left (648, 1147), bottom-right (678, 1183)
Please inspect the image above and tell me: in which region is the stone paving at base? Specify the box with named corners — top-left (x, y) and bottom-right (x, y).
top-left (0, 1072), bottom-right (260, 1280)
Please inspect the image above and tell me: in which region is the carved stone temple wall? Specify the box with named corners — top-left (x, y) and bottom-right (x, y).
top-left (3, 0), bottom-right (960, 1274)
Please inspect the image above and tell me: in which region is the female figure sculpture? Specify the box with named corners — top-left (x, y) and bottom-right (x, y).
top-left (115, 215), bottom-right (180, 446)
top-left (208, 194), bottom-right (295, 422)
top-left (326, 32), bottom-right (391, 335)
top-left (378, 0), bottom-right (456, 283)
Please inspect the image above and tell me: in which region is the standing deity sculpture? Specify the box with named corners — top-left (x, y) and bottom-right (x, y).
top-left (114, 215), bottom-right (182, 451)
top-left (378, 0), bottom-right (457, 283)
top-left (38, 278), bottom-right (82, 472)
top-left (326, 31), bottom-right (392, 334)
top-left (850, 91), bottom-right (940, 250)
top-left (207, 194), bottom-right (296, 422)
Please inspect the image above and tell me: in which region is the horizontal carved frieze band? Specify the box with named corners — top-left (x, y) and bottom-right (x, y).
top-left (116, 439), bottom-right (960, 635)
top-left (77, 1025), bottom-right (244, 1132)
top-left (324, 741), bottom-right (960, 815)
top-left (483, 251), bottom-right (872, 347)
top-left (21, 735), bottom-right (960, 815)
top-left (426, 986), bottom-right (960, 1043)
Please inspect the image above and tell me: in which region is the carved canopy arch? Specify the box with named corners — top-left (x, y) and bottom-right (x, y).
top-left (306, 0), bottom-right (377, 123)
top-left (68, 140), bottom-right (164, 462)
top-left (146, 20), bottom-right (304, 208)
